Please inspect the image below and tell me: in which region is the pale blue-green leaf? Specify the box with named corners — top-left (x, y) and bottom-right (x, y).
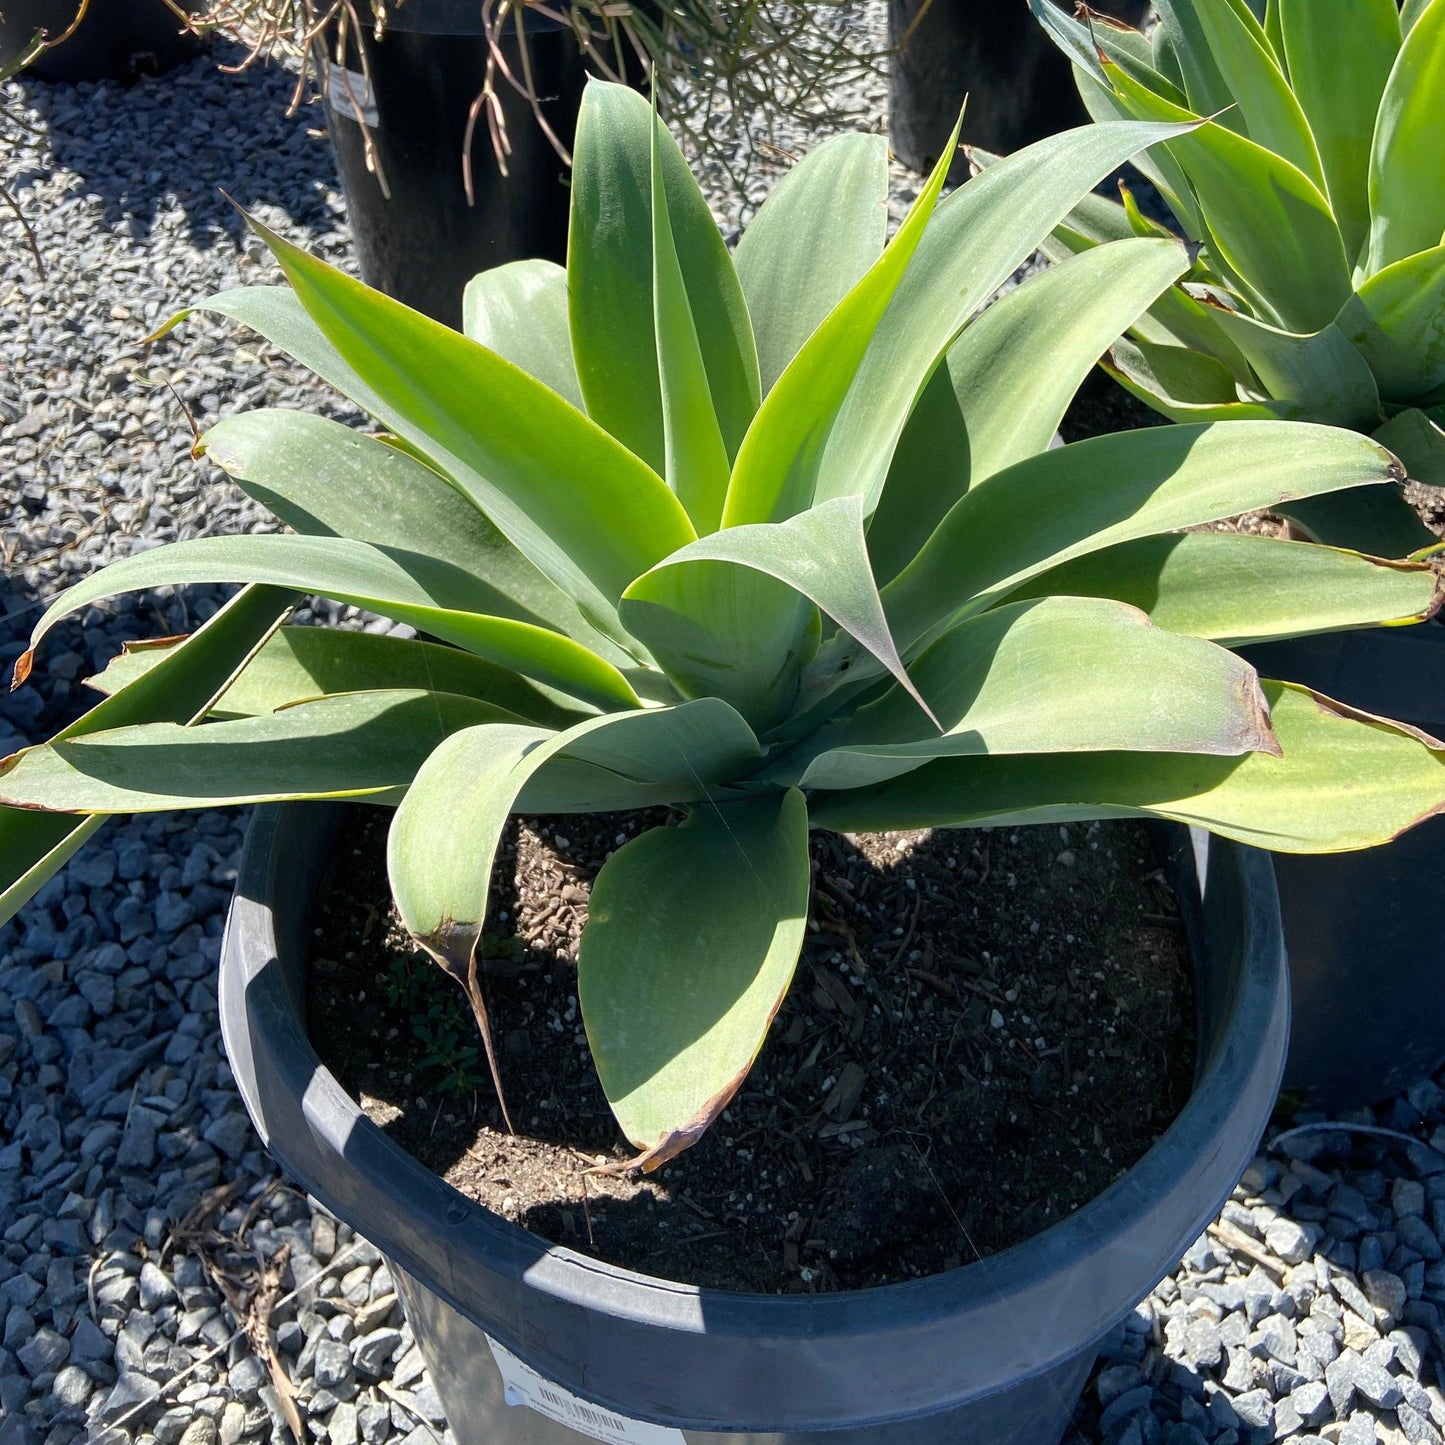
top-left (733, 133), bottom-right (888, 396)
top-left (1366, 0), bottom-right (1445, 273)
top-left (23, 536), bottom-right (643, 712)
top-left (782, 597), bottom-right (1275, 792)
top-left (0, 690), bottom-right (510, 814)
top-left (578, 789), bottom-right (810, 1164)
top-left (1277, 0), bottom-right (1400, 267)
top-left (882, 421), bottom-right (1404, 655)
top-left (462, 260), bottom-right (584, 410)
top-left (1339, 245), bottom-right (1445, 403)
top-left (868, 238), bottom-right (1191, 584)
top-left (567, 82), bottom-right (758, 471)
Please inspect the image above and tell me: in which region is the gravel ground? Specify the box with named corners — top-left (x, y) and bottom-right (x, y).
top-left (3, 22), bottom-right (1444, 1445)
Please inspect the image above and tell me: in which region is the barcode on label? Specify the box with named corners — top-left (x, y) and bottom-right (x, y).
top-left (486, 1336), bottom-right (687, 1444)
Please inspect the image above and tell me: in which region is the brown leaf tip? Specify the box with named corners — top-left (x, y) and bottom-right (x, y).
top-left (10, 651), bottom-right (33, 692)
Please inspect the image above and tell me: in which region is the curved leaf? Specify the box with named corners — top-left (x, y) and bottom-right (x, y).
top-left (624, 497), bottom-right (930, 728)
top-left (87, 626), bottom-right (589, 728)
top-left (733, 133), bottom-right (889, 395)
top-left (721, 112), bottom-right (961, 527)
top-left (1, 585), bottom-right (295, 926)
top-left (1189, 0), bottom-right (1325, 188)
top-left (202, 409), bottom-right (624, 660)
top-left (462, 260), bottom-right (583, 410)
top-left (785, 597), bottom-right (1276, 793)
top-left (1007, 533), bottom-right (1441, 645)
top-left (650, 103), bottom-right (731, 534)
top-left (809, 681), bottom-right (1445, 856)
top-left (1339, 244), bottom-right (1445, 404)
top-left (1366, 0), bottom-right (1445, 274)
top-left (249, 213), bottom-right (696, 615)
top-left (868, 237), bottom-right (1193, 583)
top-left (24, 536), bottom-right (643, 712)
top-left (883, 421), bottom-right (1404, 655)
top-left (1105, 336), bottom-right (1297, 422)
top-left (0, 690), bottom-right (510, 813)
top-left (567, 82), bottom-right (758, 471)
top-left (1277, 0), bottom-right (1400, 265)
top-left (813, 116), bottom-right (1199, 519)
top-left (578, 789), bottom-right (810, 1166)
top-left (1105, 61), bottom-right (1351, 332)
top-left (1375, 407), bottom-right (1445, 486)
top-left (1192, 308), bottom-right (1381, 429)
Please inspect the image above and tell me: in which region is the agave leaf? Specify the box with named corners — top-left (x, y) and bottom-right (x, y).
top-left (462, 260), bottom-right (583, 410)
top-left (1274, 485), bottom-right (1437, 557)
top-left (578, 789), bottom-right (809, 1167)
top-left (1026, 0), bottom-right (1184, 101)
top-left (625, 496), bottom-right (930, 730)
top-left (1402, 0), bottom-right (1436, 34)
top-left (1190, 307), bottom-right (1382, 429)
top-left (202, 409), bottom-right (626, 662)
top-left (783, 597), bottom-right (1277, 793)
top-left (650, 103), bottom-right (731, 535)
top-left (1105, 336), bottom-right (1296, 422)
top-left (568, 82), bottom-right (758, 473)
top-left (733, 134), bottom-right (888, 396)
top-left (1070, 67), bottom-right (1205, 240)
top-left (387, 700), bottom-right (765, 1124)
top-left (1375, 407), bottom-right (1445, 486)
top-left (721, 113), bottom-right (961, 527)
top-left (1366, 0), bottom-right (1445, 274)
top-left (23, 536), bottom-right (643, 712)
top-left (1008, 533), bottom-right (1440, 645)
top-left (1339, 245), bottom-right (1445, 403)
top-left (868, 238), bottom-right (1192, 584)
top-left (0, 690), bottom-right (512, 814)
top-left (87, 627), bottom-right (589, 728)
top-left (814, 116), bottom-right (1199, 520)
top-left (1276, 0), bottom-right (1400, 267)
top-left (810, 681), bottom-right (1445, 855)
top-left (1188, 0), bottom-right (1325, 188)
top-left (248, 213), bottom-right (696, 616)
top-left (0, 585), bottom-right (295, 927)
top-left (1149, 0), bottom-right (1237, 115)
top-left (883, 421), bottom-right (1403, 655)
top-left (1104, 61), bottom-right (1352, 332)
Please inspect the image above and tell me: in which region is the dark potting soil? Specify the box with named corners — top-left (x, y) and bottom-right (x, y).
top-left (308, 808), bottom-right (1195, 1294)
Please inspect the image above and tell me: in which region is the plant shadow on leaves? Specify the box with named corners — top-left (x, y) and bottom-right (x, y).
top-left (308, 804), bottom-right (1196, 1293)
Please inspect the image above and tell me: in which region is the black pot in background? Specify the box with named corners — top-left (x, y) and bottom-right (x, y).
top-left (3, 0), bottom-right (205, 82)
top-left (322, 0), bottom-right (624, 329)
top-left (222, 805), bottom-right (1286, 1445)
top-left (1242, 623), bottom-right (1445, 1112)
top-left (888, 0), bottom-right (1148, 174)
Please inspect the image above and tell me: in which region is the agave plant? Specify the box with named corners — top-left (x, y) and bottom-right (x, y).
top-left (1031, 0), bottom-right (1445, 558)
top-left (5, 83), bottom-right (1445, 1168)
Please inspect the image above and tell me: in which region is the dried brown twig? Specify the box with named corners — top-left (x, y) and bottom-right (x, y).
top-left (175, 0), bottom-right (886, 203)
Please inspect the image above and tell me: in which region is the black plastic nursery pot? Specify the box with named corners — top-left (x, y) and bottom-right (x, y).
top-left (2, 0), bottom-right (205, 82)
top-left (321, 0), bottom-right (621, 329)
top-left (221, 804), bottom-right (1287, 1445)
top-left (1241, 622), bottom-right (1445, 1113)
top-left (887, 0), bottom-right (1148, 174)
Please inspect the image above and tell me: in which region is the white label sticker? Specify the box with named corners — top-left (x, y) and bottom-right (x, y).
top-left (486, 1337), bottom-right (687, 1444)
top-left (326, 62), bottom-right (379, 127)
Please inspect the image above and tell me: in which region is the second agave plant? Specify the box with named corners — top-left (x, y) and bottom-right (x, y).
top-left (4, 83), bottom-right (1445, 1167)
top-left (1033, 0), bottom-right (1445, 557)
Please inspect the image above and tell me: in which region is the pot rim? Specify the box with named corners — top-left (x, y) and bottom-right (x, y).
top-left (221, 804), bottom-right (1286, 1425)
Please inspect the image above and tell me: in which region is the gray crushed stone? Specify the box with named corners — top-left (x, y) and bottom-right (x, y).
top-left (3, 16), bottom-right (1442, 1445)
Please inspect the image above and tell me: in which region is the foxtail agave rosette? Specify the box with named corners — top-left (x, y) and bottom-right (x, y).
top-left (1032, 0), bottom-right (1445, 558)
top-left (5, 83), bottom-right (1445, 1168)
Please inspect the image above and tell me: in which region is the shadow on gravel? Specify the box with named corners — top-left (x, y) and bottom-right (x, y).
top-left (13, 38), bottom-right (343, 249)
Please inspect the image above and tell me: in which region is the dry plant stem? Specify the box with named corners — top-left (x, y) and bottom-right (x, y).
top-left (462, 954), bottom-right (516, 1134)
